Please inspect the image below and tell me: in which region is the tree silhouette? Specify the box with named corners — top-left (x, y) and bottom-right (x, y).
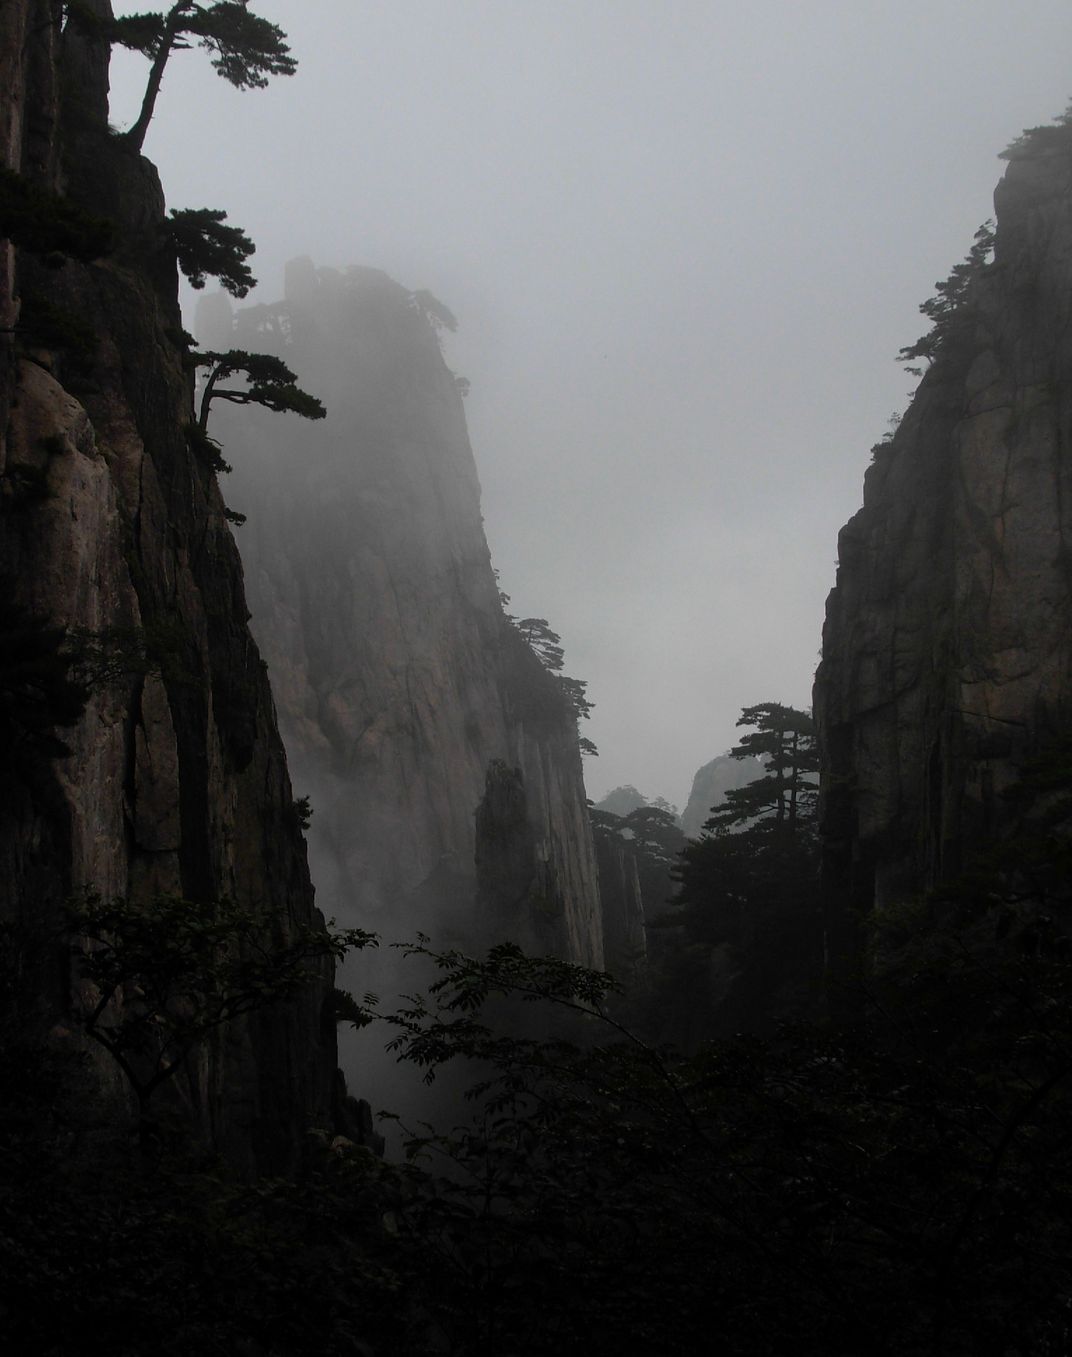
top-left (66, 892), bottom-right (373, 1143)
top-left (166, 207), bottom-right (256, 298)
top-left (195, 348), bottom-right (325, 433)
top-left (107, 2), bottom-right (296, 152)
top-left (704, 701), bottom-right (818, 832)
top-left (897, 221), bottom-right (995, 371)
top-left (515, 617), bottom-right (565, 672)
top-left (654, 703), bottom-right (822, 1040)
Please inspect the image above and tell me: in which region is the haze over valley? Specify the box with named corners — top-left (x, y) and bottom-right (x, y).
top-left (104, 0), bottom-right (1072, 805)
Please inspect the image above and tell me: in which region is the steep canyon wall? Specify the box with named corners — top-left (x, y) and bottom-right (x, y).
top-left (816, 133), bottom-right (1072, 969)
top-left (0, 1), bottom-right (335, 1170)
top-left (201, 262), bottom-right (604, 969)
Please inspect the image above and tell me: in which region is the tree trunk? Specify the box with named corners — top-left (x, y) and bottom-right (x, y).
top-left (124, 4), bottom-right (187, 151)
top-left (198, 362), bottom-right (221, 430)
top-left (788, 731), bottom-right (799, 830)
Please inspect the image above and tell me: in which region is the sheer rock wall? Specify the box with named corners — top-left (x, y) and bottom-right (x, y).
top-left (210, 262), bottom-right (604, 968)
top-left (815, 141), bottom-right (1072, 969)
top-left (0, 1), bottom-right (335, 1171)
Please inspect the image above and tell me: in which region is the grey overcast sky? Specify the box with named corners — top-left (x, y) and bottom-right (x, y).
top-left (107, 1), bottom-right (1072, 810)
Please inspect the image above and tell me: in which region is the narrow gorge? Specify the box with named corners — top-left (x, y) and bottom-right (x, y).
top-left (5, 5), bottom-right (1072, 1351)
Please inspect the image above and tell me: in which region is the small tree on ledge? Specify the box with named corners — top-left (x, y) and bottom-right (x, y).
top-left (167, 207), bottom-right (257, 298)
top-left (195, 348), bottom-right (325, 433)
top-left (97, 2), bottom-right (297, 152)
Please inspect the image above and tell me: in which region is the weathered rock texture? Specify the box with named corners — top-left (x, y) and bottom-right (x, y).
top-left (204, 261), bottom-right (604, 967)
top-left (680, 753), bottom-right (765, 840)
top-left (0, 1), bottom-right (335, 1170)
top-left (815, 136), bottom-right (1072, 970)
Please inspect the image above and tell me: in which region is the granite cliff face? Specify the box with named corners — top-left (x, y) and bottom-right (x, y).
top-left (591, 828), bottom-right (646, 982)
top-left (0, 2), bottom-right (335, 1169)
top-left (816, 134), bottom-right (1072, 967)
top-left (202, 262), bottom-right (604, 968)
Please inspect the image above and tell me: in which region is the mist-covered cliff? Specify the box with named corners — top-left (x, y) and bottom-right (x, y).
top-left (680, 752), bottom-right (764, 839)
top-left (816, 127), bottom-right (1072, 968)
top-left (199, 261), bottom-right (604, 967)
top-left (0, 1), bottom-right (335, 1170)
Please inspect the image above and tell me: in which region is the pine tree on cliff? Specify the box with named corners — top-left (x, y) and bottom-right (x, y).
top-left (92, 2), bottom-right (296, 151)
top-left (188, 348), bottom-right (325, 481)
top-left (166, 207), bottom-right (257, 298)
top-left (196, 350), bottom-right (325, 431)
top-left (653, 703), bottom-right (822, 1040)
top-left (512, 613), bottom-right (598, 754)
top-left (704, 701), bottom-right (818, 832)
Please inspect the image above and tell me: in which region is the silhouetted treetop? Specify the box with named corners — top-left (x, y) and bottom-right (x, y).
top-left (167, 208), bottom-right (256, 297)
top-left (98, 2), bottom-right (297, 151)
top-left (704, 701), bottom-right (818, 833)
top-left (999, 100), bottom-right (1072, 160)
top-left (194, 348), bottom-right (325, 432)
top-left (897, 220), bottom-right (995, 371)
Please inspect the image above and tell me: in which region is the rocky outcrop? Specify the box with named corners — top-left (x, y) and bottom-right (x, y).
top-left (815, 133), bottom-right (1072, 970)
top-left (680, 753), bottom-right (765, 839)
top-left (204, 262), bottom-right (603, 967)
top-left (591, 828), bottom-right (647, 983)
top-left (0, 1), bottom-right (335, 1170)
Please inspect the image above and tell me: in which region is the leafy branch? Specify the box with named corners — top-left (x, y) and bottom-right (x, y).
top-left (67, 891), bottom-right (375, 1128)
top-left (166, 207), bottom-right (256, 297)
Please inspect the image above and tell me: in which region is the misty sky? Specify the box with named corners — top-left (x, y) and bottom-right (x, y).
top-left (107, 1), bottom-right (1072, 810)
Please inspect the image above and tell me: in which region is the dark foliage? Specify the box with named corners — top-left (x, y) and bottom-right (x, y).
top-left (647, 703), bottom-right (823, 1041)
top-left (102, 3), bottom-right (297, 150)
top-left (999, 100), bottom-right (1072, 161)
top-left (5, 876), bottom-right (1072, 1355)
top-left (66, 891), bottom-right (374, 1128)
top-left (513, 614), bottom-right (597, 752)
top-left (194, 348), bottom-right (326, 429)
top-left (897, 220), bottom-right (995, 370)
top-left (516, 616), bottom-right (565, 671)
top-left (0, 598), bottom-right (87, 763)
top-left (293, 794), bottom-right (313, 831)
top-left (0, 168), bottom-right (114, 263)
top-left (186, 420), bottom-right (232, 474)
top-left (704, 701), bottom-right (818, 831)
top-left (591, 802), bottom-right (686, 921)
top-left (166, 207), bottom-right (256, 297)
top-left (14, 291), bottom-right (96, 360)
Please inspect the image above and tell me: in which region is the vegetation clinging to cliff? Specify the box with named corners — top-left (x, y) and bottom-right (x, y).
top-left (647, 703), bottom-right (821, 1042)
top-left (9, 904), bottom-right (1072, 1355)
top-left (67, 892), bottom-right (373, 1142)
top-left (72, 1), bottom-right (298, 151)
top-left (897, 220), bottom-right (995, 371)
top-left (510, 612), bottom-right (598, 755)
top-left (195, 348), bottom-right (325, 431)
top-left (999, 99), bottom-right (1072, 160)
top-left (0, 168), bottom-right (113, 264)
top-left (166, 207), bottom-right (256, 297)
